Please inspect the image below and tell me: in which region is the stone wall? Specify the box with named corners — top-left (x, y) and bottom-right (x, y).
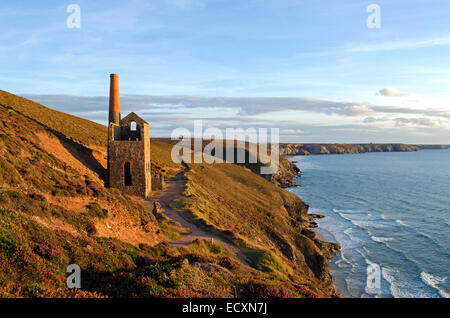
top-left (151, 173), bottom-right (165, 191)
top-left (108, 112), bottom-right (151, 197)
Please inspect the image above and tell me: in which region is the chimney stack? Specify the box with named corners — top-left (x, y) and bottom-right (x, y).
top-left (108, 74), bottom-right (121, 125)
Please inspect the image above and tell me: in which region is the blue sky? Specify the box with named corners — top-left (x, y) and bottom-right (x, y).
top-left (1, 0), bottom-right (450, 143)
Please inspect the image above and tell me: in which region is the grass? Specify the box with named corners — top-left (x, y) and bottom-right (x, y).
top-left (0, 89), bottom-right (337, 298)
top-left (0, 96), bottom-right (293, 298)
top-left (0, 100), bottom-right (189, 297)
top-left (150, 140), bottom-right (184, 178)
top-left (172, 162), bottom-right (337, 296)
top-left (0, 90), bottom-right (107, 147)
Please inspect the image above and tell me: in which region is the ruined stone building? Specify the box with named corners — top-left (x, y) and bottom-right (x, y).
top-left (107, 74), bottom-right (152, 197)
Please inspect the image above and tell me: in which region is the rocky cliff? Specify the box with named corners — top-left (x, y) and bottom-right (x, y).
top-left (416, 144), bottom-right (449, 150)
top-left (280, 143), bottom-right (420, 156)
top-left (269, 157), bottom-right (302, 188)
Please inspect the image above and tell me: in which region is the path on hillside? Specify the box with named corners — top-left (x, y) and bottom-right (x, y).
top-left (142, 170), bottom-right (249, 265)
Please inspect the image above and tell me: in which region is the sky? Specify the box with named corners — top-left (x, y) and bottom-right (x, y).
top-left (1, 0), bottom-right (450, 143)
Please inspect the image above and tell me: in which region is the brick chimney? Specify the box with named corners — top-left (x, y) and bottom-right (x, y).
top-left (108, 73), bottom-right (121, 125)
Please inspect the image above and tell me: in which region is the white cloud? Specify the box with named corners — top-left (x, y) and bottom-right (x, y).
top-left (282, 129), bottom-right (304, 135)
top-left (345, 36), bottom-right (450, 53)
top-left (394, 117), bottom-right (442, 128)
top-left (24, 94), bottom-right (450, 120)
top-left (377, 88), bottom-right (409, 97)
top-left (15, 93), bottom-right (450, 143)
top-left (298, 36), bottom-right (450, 58)
top-left (363, 116), bottom-right (446, 129)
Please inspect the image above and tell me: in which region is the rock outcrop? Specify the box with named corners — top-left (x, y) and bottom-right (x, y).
top-left (280, 143), bottom-right (421, 156)
top-left (416, 144), bottom-right (449, 150)
top-left (152, 201), bottom-right (163, 216)
top-left (270, 157), bottom-right (302, 188)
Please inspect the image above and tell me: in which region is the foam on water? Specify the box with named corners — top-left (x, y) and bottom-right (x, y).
top-left (382, 267), bottom-right (438, 298)
top-left (371, 236), bottom-right (394, 243)
top-left (290, 150), bottom-right (450, 298)
top-left (420, 272), bottom-right (449, 298)
top-left (337, 211), bottom-right (400, 230)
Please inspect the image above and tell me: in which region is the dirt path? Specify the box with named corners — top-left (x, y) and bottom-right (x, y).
top-left (142, 172), bottom-right (249, 264)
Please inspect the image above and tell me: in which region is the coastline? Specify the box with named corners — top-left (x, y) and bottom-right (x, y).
top-left (285, 150), bottom-right (450, 298)
top-left (279, 143), bottom-right (449, 156)
top-left (284, 182), bottom-right (344, 297)
top-left (310, 215), bottom-right (349, 297)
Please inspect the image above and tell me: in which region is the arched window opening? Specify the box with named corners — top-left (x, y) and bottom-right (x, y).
top-left (130, 121), bottom-right (137, 131)
top-left (124, 162), bottom-right (132, 186)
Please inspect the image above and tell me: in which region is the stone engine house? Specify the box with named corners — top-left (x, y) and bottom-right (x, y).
top-left (107, 74), bottom-right (152, 197)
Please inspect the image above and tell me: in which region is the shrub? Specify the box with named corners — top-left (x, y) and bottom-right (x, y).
top-left (242, 280), bottom-right (292, 298)
top-left (0, 231), bottom-right (18, 257)
top-left (86, 222), bottom-right (97, 235)
top-left (88, 203), bottom-right (108, 219)
top-left (141, 282), bottom-right (164, 297)
top-left (143, 263), bottom-right (180, 289)
top-left (135, 254), bottom-right (157, 267)
top-left (219, 256), bottom-right (239, 270)
top-left (27, 192), bottom-right (46, 202)
top-left (33, 243), bottom-right (59, 260)
top-left (186, 253), bottom-right (209, 264)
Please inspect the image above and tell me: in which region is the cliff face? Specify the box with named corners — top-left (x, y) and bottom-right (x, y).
top-left (274, 143), bottom-right (422, 188)
top-left (179, 163), bottom-right (340, 297)
top-left (280, 143), bottom-right (420, 156)
top-left (417, 145), bottom-right (449, 150)
top-left (269, 157), bottom-right (301, 188)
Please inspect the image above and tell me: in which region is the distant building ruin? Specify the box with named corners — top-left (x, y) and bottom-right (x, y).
top-left (107, 74), bottom-right (152, 197)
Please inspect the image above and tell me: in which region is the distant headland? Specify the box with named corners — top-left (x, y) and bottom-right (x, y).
top-left (280, 143), bottom-right (449, 156)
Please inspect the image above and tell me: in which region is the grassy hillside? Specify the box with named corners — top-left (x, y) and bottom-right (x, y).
top-left (0, 102), bottom-right (192, 297)
top-left (0, 90), bottom-right (107, 147)
top-left (174, 163), bottom-right (339, 296)
top-left (154, 138), bottom-right (301, 187)
top-left (0, 90), bottom-right (339, 298)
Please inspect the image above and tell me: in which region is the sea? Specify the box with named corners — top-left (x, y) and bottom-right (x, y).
top-left (288, 149), bottom-right (450, 298)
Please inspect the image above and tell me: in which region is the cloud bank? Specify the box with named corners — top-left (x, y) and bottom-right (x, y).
top-left (21, 93), bottom-right (450, 143)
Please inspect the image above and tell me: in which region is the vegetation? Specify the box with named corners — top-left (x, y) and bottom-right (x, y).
top-left (171, 162), bottom-right (337, 296)
top-left (0, 90), bottom-right (338, 298)
top-left (0, 90), bottom-right (107, 147)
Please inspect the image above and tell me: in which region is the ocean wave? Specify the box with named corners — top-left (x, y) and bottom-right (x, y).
top-left (371, 236), bottom-right (394, 243)
top-left (343, 228), bottom-right (353, 236)
top-left (340, 212), bottom-right (376, 222)
top-left (420, 272), bottom-right (449, 298)
top-left (334, 210), bottom-right (401, 230)
top-left (339, 251), bottom-right (353, 266)
top-left (382, 267), bottom-right (439, 298)
top-left (333, 208), bottom-right (368, 214)
top-left (341, 227), bottom-right (367, 249)
top-left (351, 219), bottom-right (400, 229)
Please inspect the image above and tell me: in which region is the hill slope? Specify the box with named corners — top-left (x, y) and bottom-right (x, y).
top-left (0, 91), bottom-right (339, 298)
top-left (0, 90), bottom-right (107, 147)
